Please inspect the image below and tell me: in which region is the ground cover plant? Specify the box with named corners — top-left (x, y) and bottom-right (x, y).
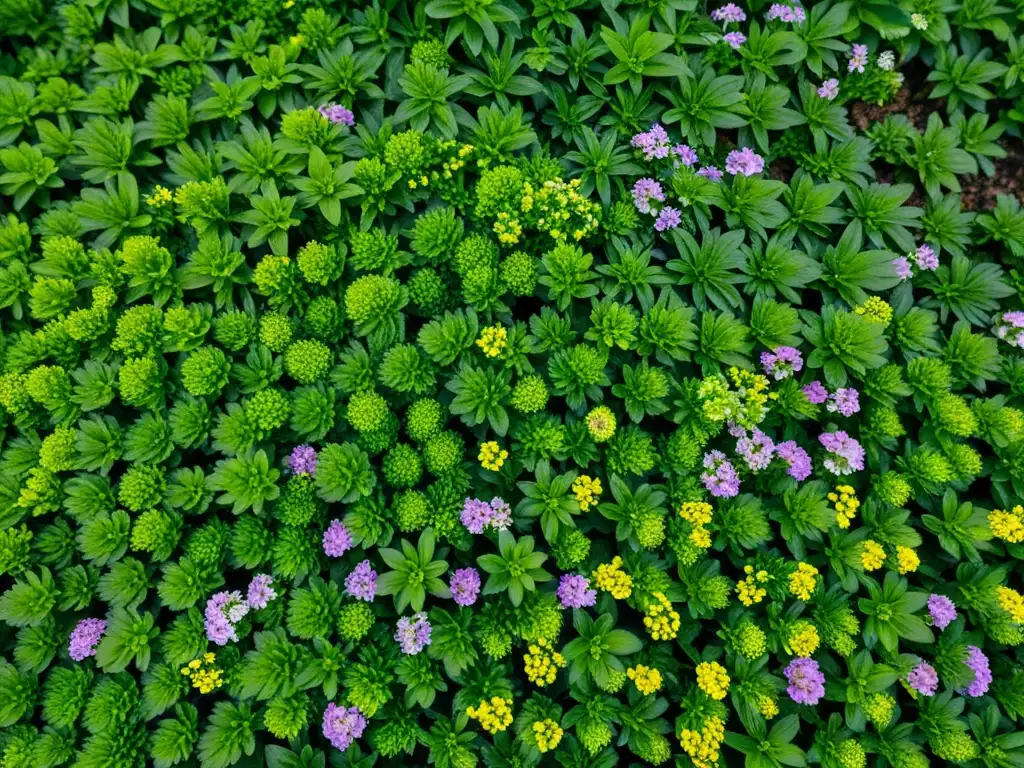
top-left (4, 0), bottom-right (1024, 766)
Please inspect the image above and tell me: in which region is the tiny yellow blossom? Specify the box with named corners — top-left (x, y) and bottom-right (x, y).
top-left (758, 695), bottom-right (779, 719)
top-left (571, 475), bottom-right (602, 511)
top-left (990, 506), bottom-right (1024, 543)
top-left (478, 441), bottom-right (508, 471)
top-left (788, 621), bottom-right (820, 657)
top-left (627, 665), bottom-right (663, 695)
top-left (643, 592), bottom-right (681, 641)
top-left (145, 185), bottom-right (173, 207)
top-left (592, 556), bottom-right (632, 599)
top-left (476, 325), bottom-right (508, 357)
top-left (179, 653), bottom-right (224, 694)
top-left (854, 296), bottom-right (894, 325)
top-left (896, 545), bottom-right (919, 574)
top-left (533, 719), bottom-right (563, 752)
top-left (997, 586), bottom-right (1024, 624)
top-left (679, 715), bottom-right (726, 768)
top-left (736, 565), bottom-right (768, 606)
top-left (861, 540), bottom-right (886, 571)
top-left (788, 562), bottom-right (819, 601)
top-left (695, 661), bottom-right (730, 700)
top-left (523, 637), bottom-right (566, 687)
top-left (679, 502), bottom-right (713, 526)
top-left (828, 485), bottom-right (860, 529)
top-left (467, 697), bottom-right (514, 734)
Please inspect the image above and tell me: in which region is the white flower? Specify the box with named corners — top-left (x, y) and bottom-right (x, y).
top-left (877, 51), bottom-right (895, 71)
top-left (911, 12), bottom-right (928, 30)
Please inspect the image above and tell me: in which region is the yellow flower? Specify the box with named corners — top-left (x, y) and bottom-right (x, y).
top-left (758, 695), bottom-right (779, 719)
top-left (896, 545), bottom-right (919, 574)
top-left (695, 661), bottom-right (730, 700)
top-left (678, 716), bottom-right (726, 768)
top-left (467, 697), bottom-right (514, 734)
top-left (689, 526), bottom-right (712, 548)
top-left (828, 485), bottom-right (860, 529)
top-left (283, 0), bottom-right (295, 7)
top-left (523, 637), bottom-right (566, 687)
top-left (854, 296), bottom-right (894, 325)
top-left (592, 556), bottom-right (632, 599)
top-left (533, 719), bottom-right (563, 752)
top-left (736, 565), bottom-right (769, 606)
top-left (180, 653), bottom-right (224, 694)
top-left (643, 592), bottom-right (680, 641)
top-left (478, 441), bottom-right (508, 471)
top-left (571, 475), bottom-right (602, 511)
top-left (289, 34), bottom-right (305, 46)
top-left (861, 540), bottom-right (886, 571)
top-left (627, 665), bottom-right (663, 695)
top-left (475, 325), bottom-right (508, 358)
top-left (679, 502), bottom-right (713, 526)
top-left (997, 586), bottom-right (1024, 623)
top-left (788, 562), bottom-right (818, 601)
top-left (145, 185), bottom-right (173, 207)
top-left (788, 621), bottom-right (820, 657)
top-left (989, 506), bottom-right (1024, 543)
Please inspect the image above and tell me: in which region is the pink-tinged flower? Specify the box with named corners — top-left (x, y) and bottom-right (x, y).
top-left (205, 590), bottom-right (249, 646)
top-left (907, 662), bottom-right (938, 696)
top-left (632, 178), bottom-right (666, 215)
top-left (450, 567), bottom-right (482, 607)
top-left (246, 574), bottom-right (276, 610)
top-left (817, 78), bottom-right (839, 101)
top-left (724, 147), bottom-right (765, 176)
top-left (723, 31), bottom-right (747, 49)
top-left (345, 560), bottom-right (377, 602)
top-left (288, 444), bottom-right (318, 475)
top-left (927, 594), bottom-right (957, 630)
top-left (319, 104), bottom-right (355, 127)
top-left (767, 2), bottom-right (805, 23)
top-left (912, 244), bottom-right (938, 270)
top-left (892, 256), bottom-right (912, 281)
top-left (697, 165), bottom-right (723, 181)
top-left (737, 428), bottom-right (775, 471)
top-left (701, 450), bottom-right (741, 498)
top-left (818, 430), bottom-right (865, 475)
top-left (322, 703), bottom-right (366, 751)
top-left (711, 3), bottom-right (746, 22)
top-left (785, 657), bottom-right (825, 704)
top-left (848, 43), bottom-right (868, 73)
top-left (557, 574), bottom-right (598, 608)
top-left (631, 123), bottom-right (672, 160)
top-left (995, 311), bottom-right (1024, 347)
top-left (826, 387), bottom-right (860, 417)
top-left (802, 381), bottom-right (828, 404)
top-left (654, 206), bottom-right (682, 232)
top-left (69, 618), bottom-right (106, 661)
top-left (958, 646), bottom-right (992, 697)
top-left (461, 498), bottom-right (493, 534)
top-left (776, 440), bottom-right (812, 481)
top-left (322, 519), bottom-right (354, 557)
top-left (395, 612), bottom-right (432, 655)
top-left (673, 144), bottom-right (699, 167)
top-left (489, 497), bottom-right (513, 531)
top-left (761, 346), bottom-right (803, 380)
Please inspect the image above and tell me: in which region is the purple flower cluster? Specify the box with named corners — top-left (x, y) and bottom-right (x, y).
top-left (826, 387), bottom-right (860, 417)
top-left (450, 567), bottom-right (482, 607)
top-left (674, 144), bottom-right (699, 167)
top-left (817, 78), bottom-right (839, 101)
top-left (395, 612), bottom-right (432, 655)
top-left (205, 590), bottom-right (249, 646)
top-left (848, 43), bottom-right (868, 73)
top-left (995, 311), bottom-right (1024, 347)
top-left (318, 103), bottom-right (355, 127)
top-left (345, 560), bottom-right (378, 601)
top-left (912, 244), bottom-right (939, 271)
top-left (246, 574), bottom-right (276, 610)
top-left (711, 3), bottom-right (746, 22)
top-left (655, 207), bottom-right (682, 232)
top-left (958, 646), bottom-right (992, 697)
top-left (631, 124), bottom-right (672, 160)
top-left (927, 594), bottom-right (957, 630)
top-left (818, 430), bottom-right (865, 475)
top-left (785, 657), bottom-right (825, 704)
top-left (701, 450), bottom-right (741, 498)
top-left (723, 32), bottom-right (747, 49)
top-left (802, 381), bottom-right (828, 404)
top-left (697, 165), bottom-right (724, 181)
top-left (736, 428), bottom-right (775, 471)
top-left (322, 703), bottom-right (367, 751)
top-left (632, 178), bottom-right (665, 214)
top-left (766, 2), bottom-right (806, 23)
top-left (288, 444), bottom-right (318, 475)
top-left (892, 256), bottom-right (913, 281)
top-left (907, 661), bottom-right (938, 696)
top-left (557, 574), bottom-right (598, 608)
top-left (461, 497), bottom-right (512, 534)
top-left (69, 618), bottom-right (107, 661)
top-left (724, 147), bottom-right (765, 177)
top-left (761, 346), bottom-right (803, 380)
top-left (323, 519), bottom-right (354, 557)
top-left (776, 440), bottom-right (812, 481)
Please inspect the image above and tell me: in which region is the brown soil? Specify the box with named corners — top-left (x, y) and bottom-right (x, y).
top-left (769, 156), bottom-right (795, 182)
top-left (849, 86), bottom-right (944, 133)
top-left (960, 142), bottom-right (1024, 212)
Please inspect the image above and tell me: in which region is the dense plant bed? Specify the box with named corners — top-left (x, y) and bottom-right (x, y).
top-left (2, 0), bottom-right (1024, 767)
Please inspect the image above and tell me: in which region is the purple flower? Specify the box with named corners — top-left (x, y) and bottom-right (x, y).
top-left (631, 123), bottom-right (672, 161)
top-left (461, 498), bottom-right (494, 534)
top-left (345, 560), bottom-right (378, 602)
top-left (323, 519), bottom-right (354, 557)
top-left (395, 612), bottom-right (432, 655)
top-left (654, 206), bottom-right (682, 232)
top-left (725, 147), bottom-right (765, 176)
top-left (827, 387), bottom-right (860, 417)
top-left (737, 428), bottom-right (775, 471)
top-left (450, 567), bottom-right (481, 607)
top-left (697, 165), bottom-right (723, 181)
top-left (246, 574), bottom-right (276, 610)
top-left (818, 430), bottom-right (865, 475)
top-left (927, 594), bottom-right (957, 630)
top-left (673, 144), bottom-right (699, 167)
top-left (723, 31), bottom-right (747, 49)
top-left (632, 178), bottom-right (666, 214)
top-left (711, 3), bottom-right (746, 22)
top-left (907, 662), bottom-right (938, 697)
top-left (319, 104), bottom-right (355, 127)
top-left (784, 657), bottom-right (825, 705)
top-left (489, 497), bottom-right (512, 531)
top-left (288, 444), bottom-right (318, 476)
top-left (701, 450), bottom-right (741, 498)
top-left (761, 346), bottom-right (803, 380)
top-left (958, 646), bottom-right (992, 698)
top-left (69, 618), bottom-right (106, 661)
top-left (205, 591), bottom-right (249, 646)
top-left (802, 381), bottom-right (828, 404)
top-left (817, 78), bottom-right (839, 101)
top-left (913, 244), bottom-right (938, 271)
top-left (767, 2), bottom-right (806, 23)
top-left (322, 703), bottom-right (367, 751)
top-left (848, 43), bottom-right (868, 73)
top-left (996, 312), bottom-right (1024, 347)
top-left (776, 440), bottom-right (812, 481)
top-left (892, 256), bottom-right (913, 281)
top-left (557, 574), bottom-right (598, 608)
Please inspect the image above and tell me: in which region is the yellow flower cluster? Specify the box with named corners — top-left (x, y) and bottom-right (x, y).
top-left (493, 211), bottom-right (523, 245)
top-left (828, 485), bottom-right (860, 529)
top-left (467, 697), bottom-right (514, 734)
top-left (523, 178), bottom-right (599, 242)
top-left (695, 661), bottom-right (730, 700)
top-left (736, 565), bottom-right (769, 606)
top-left (478, 441), bottom-right (508, 471)
top-left (592, 556), bottom-right (632, 599)
top-left (533, 719), bottom-right (563, 752)
top-left (523, 637), bottom-right (567, 687)
top-left (788, 562), bottom-right (818, 601)
top-left (419, 141), bottom-right (473, 188)
top-left (896, 545), bottom-right (920, 574)
top-left (643, 591), bottom-right (681, 640)
top-left (861, 540), bottom-right (886, 571)
top-left (758, 695), bottom-right (779, 719)
top-left (476, 325), bottom-right (508, 357)
top-left (727, 367), bottom-right (778, 422)
top-left (855, 296), bottom-right (894, 325)
top-left (145, 185), bottom-right (173, 207)
top-left (997, 586), bottom-right (1024, 623)
top-left (407, 174), bottom-right (431, 190)
top-left (571, 475), bottom-right (602, 511)
top-left (679, 716), bottom-right (726, 768)
top-left (788, 621), bottom-right (820, 657)
top-left (627, 664), bottom-right (663, 695)
top-left (990, 506), bottom-right (1024, 543)
top-left (180, 653), bottom-right (224, 694)
top-left (679, 502), bottom-right (714, 549)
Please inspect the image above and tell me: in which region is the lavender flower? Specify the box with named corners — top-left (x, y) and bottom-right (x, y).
top-left (724, 147), bottom-right (765, 176)
top-left (711, 3), bottom-right (746, 22)
top-left (69, 618), bottom-right (106, 661)
top-left (288, 444), bottom-right (318, 475)
top-left (632, 178), bottom-right (665, 214)
top-left (489, 497), bottom-right (513, 531)
top-left (761, 346), bottom-right (803, 380)
top-left (817, 78), bottom-right (839, 101)
top-left (848, 43), bottom-right (868, 73)
top-left (802, 381), bottom-right (828, 404)
top-left (723, 31), bottom-right (747, 49)
top-left (673, 144), bottom-right (699, 167)
top-left (557, 574), bottom-right (598, 608)
top-left (995, 311), bottom-right (1024, 347)
top-left (701, 450), bottom-right (741, 498)
top-left (205, 590), bottom-right (249, 646)
top-left (631, 124), bottom-right (672, 160)
top-left (818, 430), bottom-right (865, 475)
top-left (318, 104), bottom-right (355, 127)
top-left (784, 657), bottom-right (825, 704)
top-left (450, 567), bottom-right (482, 607)
top-left (958, 646), bottom-right (992, 697)
top-left (907, 662), bottom-right (938, 696)
top-left (912, 244), bottom-right (938, 270)
top-left (827, 387), bottom-right (860, 417)
top-left (927, 594), bottom-right (957, 630)
top-left (246, 574), bottom-right (276, 610)
top-left (345, 560), bottom-right (378, 602)
top-left (323, 519), bottom-right (354, 557)
top-left (737, 428), bottom-right (775, 471)
top-left (322, 703), bottom-right (367, 751)
top-left (767, 2), bottom-right (806, 23)
top-left (395, 612), bottom-right (432, 655)
top-left (461, 498), bottom-right (494, 534)
top-left (654, 207), bottom-right (682, 232)
top-left (697, 165), bottom-right (723, 181)
top-left (776, 440), bottom-right (812, 481)
top-left (892, 256), bottom-right (913, 281)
